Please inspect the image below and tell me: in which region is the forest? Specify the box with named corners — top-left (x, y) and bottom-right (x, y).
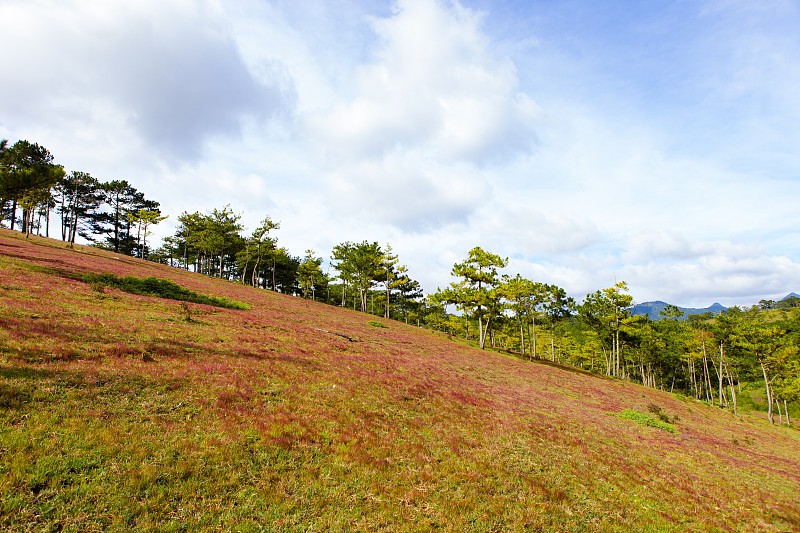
top-left (1, 138), bottom-right (798, 426)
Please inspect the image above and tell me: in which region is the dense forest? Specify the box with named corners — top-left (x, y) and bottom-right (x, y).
top-left (1, 138), bottom-right (798, 425)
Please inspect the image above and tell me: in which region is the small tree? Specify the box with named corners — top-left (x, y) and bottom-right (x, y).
top-left (331, 241), bottom-right (385, 312)
top-left (580, 282), bottom-right (633, 378)
top-left (238, 216), bottom-right (279, 287)
top-left (440, 246), bottom-right (508, 350)
top-left (297, 250), bottom-right (325, 300)
top-left (54, 171), bottom-right (104, 246)
top-left (127, 208), bottom-right (168, 259)
top-left (94, 180), bottom-right (156, 253)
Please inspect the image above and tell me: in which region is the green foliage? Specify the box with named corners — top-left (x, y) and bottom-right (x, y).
top-left (82, 273), bottom-right (249, 310)
top-left (331, 240), bottom-right (386, 312)
top-left (618, 409), bottom-right (678, 434)
top-left (84, 179), bottom-right (160, 254)
top-left (297, 250), bottom-right (325, 300)
top-left (439, 246), bottom-right (508, 349)
top-left (367, 320), bottom-right (388, 328)
top-left (0, 139), bottom-right (65, 235)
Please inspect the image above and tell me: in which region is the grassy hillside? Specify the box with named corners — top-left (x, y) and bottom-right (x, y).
top-left (0, 229), bottom-right (798, 532)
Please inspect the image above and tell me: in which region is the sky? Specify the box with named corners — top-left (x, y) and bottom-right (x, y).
top-left (1, 0), bottom-right (799, 307)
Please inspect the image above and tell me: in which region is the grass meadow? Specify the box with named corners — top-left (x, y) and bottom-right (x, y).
top-left (0, 229), bottom-right (798, 532)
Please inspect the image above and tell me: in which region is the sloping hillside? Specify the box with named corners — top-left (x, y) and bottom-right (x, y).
top-left (1, 229), bottom-right (798, 532)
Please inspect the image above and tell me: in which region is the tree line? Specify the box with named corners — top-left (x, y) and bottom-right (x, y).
top-left (2, 138), bottom-right (797, 425)
top-left (0, 139), bottom-right (164, 255)
top-left (428, 246), bottom-right (798, 426)
top-left (153, 208), bottom-right (425, 323)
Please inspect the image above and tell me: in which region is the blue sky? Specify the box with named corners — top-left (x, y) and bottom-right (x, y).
top-left (1, 0), bottom-right (799, 306)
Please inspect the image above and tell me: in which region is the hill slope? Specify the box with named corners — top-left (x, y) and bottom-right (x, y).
top-left (1, 229), bottom-right (799, 532)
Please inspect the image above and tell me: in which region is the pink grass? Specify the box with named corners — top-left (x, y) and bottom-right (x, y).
top-left (1, 228), bottom-right (799, 531)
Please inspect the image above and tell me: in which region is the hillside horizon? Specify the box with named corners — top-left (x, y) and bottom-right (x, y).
top-left (632, 293), bottom-right (800, 321)
top-left (1, 229), bottom-right (799, 531)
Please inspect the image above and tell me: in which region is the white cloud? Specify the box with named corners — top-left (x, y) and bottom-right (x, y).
top-left (622, 231), bottom-right (714, 263)
top-left (621, 252), bottom-right (800, 307)
top-left (478, 205), bottom-right (600, 257)
top-left (325, 151), bottom-right (491, 231)
top-left (0, 0), bottom-right (295, 162)
top-left (300, 0), bottom-right (542, 237)
top-left (309, 0), bottom-right (540, 165)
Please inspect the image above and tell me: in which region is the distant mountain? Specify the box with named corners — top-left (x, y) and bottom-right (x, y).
top-left (782, 292), bottom-right (800, 300)
top-left (630, 301), bottom-right (727, 321)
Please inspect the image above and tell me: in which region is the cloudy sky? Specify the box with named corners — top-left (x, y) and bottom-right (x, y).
top-left (2, 0), bottom-right (799, 307)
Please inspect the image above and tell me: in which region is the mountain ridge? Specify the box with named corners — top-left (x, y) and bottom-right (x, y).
top-left (630, 300), bottom-right (727, 320)
top-left (632, 292), bottom-right (800, 320)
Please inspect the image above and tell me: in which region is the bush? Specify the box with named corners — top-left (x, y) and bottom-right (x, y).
top-left (82, 273), bottom-right (249, 310)
top-left (618, 409), bottom-right (678, 434)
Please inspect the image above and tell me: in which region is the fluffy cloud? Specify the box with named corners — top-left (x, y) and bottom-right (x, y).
top-left (617, 232), bottom-right (800, 306)
top-left (325, 151), bottom-right (491, 231)
top-left (622, 230), bottom-right (716, 263)
top-left (303, 0), bottom-right (540, 232)
top-left (0, 0), bottom-right (295, 162)
top-left (478, 205), bottom-right (600, 257)
top-left (309, 0), bottom-right (539, 165)
top-left (621, 253), bottom-right (800, 307)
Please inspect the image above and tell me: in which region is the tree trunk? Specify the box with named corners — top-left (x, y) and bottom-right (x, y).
top-left (70, 202), bottom-right (79, 246)
top-left (183, 238), bottom-right (189, 270)
top-left (251, 256), bottom-right (260, 287)
top-left (241, 252), bottom-right (250, 285)
top-left (9, 199), bottom-right (17, 230)
top-left (360, 288), bottom-right (367, 313)
top-left (702, 340), bottom-right (714, 404)
top-left (385, 278), bottom-right (390, 319)
top-left (23, 208), bottom-right (31, 237)
top-left (113, 201), bottom-right (120, 252)
top-left (719, 343), bottom-right (724, 409)
top-left (725, 361), bottom-right (737, 415)
top-left (784, 400), bottom-right (791, 427)
top-left (761, 362), bottom-right (774, 424)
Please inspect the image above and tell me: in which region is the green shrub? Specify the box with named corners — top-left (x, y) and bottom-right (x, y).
top-left (82, 273), bottom-right (249, 310)
top-left (618, 409), bottom-right (678, 434)
top-left (367, 320), bottom-right (388, 328)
